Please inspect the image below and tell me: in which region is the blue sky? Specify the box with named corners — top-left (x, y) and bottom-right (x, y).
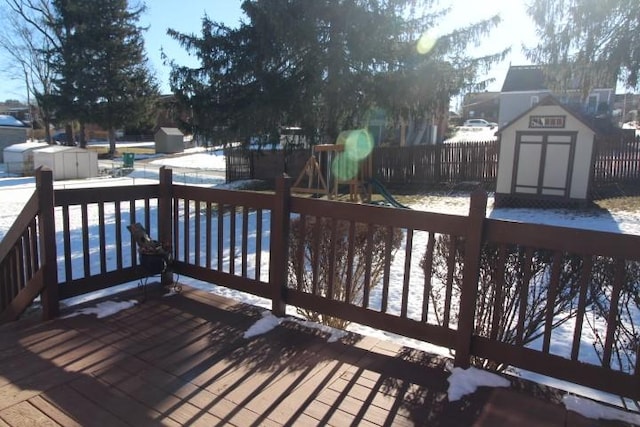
top-left (0, 0), bottom-right (534, 102)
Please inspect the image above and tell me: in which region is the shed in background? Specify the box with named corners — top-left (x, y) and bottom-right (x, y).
top-left (3, 141), bottom-right (49, 175)
top-left (0, 115), bottom-right (28, 162)
top-left (495, 96), bottom-right (596, 208)
top-left (33, 146), bottom-right (98, 180)
top-left (154, 127), bottom-right (184, 154)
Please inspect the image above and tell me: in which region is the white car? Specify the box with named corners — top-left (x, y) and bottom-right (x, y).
top-left (463, 119), bottom-right (498, 127)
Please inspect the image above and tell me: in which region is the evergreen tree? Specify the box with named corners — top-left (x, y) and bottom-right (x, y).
top-left (47, 0), bottom-right (158, 153)
top-left (526, 0), bottom-right (640, 94)
top-left (168, 0), bottom-right (505, 146)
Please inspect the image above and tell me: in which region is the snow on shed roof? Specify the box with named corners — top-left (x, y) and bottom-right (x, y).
top-left (3, 141), bottom-right (49, 153)
top-left (0, 114), bottom-right (26, 127)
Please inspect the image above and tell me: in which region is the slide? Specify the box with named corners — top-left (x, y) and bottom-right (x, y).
top-left (368, 178), bottom-right (410, 209)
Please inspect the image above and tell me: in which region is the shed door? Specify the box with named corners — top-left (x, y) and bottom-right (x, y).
top-left (512, 132), bottom-right (576, 197)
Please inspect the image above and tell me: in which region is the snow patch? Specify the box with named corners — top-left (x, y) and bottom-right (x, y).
top-left (447, 366), bottom-right (510, 401)
top-left (243, 311), bottom-right (283, 339)
top-left (243, 310), bottom-right (348, 343)
top-left (563, 395), bottom-right (640, 424)
top-left (63, 299), bottom-right (138, 319)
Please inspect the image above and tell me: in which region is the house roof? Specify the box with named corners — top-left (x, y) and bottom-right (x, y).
top-left (501, 66), bottom-right (548, 92)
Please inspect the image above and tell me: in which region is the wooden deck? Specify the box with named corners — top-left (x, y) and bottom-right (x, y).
top-left (0, 286), bottom-right (631, 426)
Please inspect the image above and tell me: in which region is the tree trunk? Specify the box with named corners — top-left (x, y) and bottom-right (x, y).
top-left (410, 115), bottom-right (429, 146)
top-left (64, 123), bottom-right (74, 146)
top-left (108, 127), bottom-right (116, 156)
top-left (78, 122), bottom-right (86, 148)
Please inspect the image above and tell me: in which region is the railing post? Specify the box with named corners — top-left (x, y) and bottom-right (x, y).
top-left (270, 174), bottom-right (292, 317)
top-left (36, 167), bottom-right (59, 320)
top-left (454, 187), bottom-right (487, 368)
top-left (158, 167), bottom-right (173, 287)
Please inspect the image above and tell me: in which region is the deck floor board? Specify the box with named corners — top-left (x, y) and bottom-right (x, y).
top-left (0, 285), bottom-right (634, 426)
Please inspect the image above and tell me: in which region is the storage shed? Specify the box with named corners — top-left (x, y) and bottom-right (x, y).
top-left (154, 127), bottom-right (184, 154)
top-left (0, 115), bottom-right (28, 162)
top-left (3, 141), bottom-right (49, 175)
top-left (33, 146), bottom-right (98, 180)
top-left (495, 96), bottom-right (596, 207)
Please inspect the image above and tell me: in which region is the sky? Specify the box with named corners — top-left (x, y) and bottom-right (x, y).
top-left (0, 0), bottom-right (535, 102)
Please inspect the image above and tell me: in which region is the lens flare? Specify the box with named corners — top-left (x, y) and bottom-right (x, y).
top-left (333, 129), bottom-right (374, 181)
top-left (417, 32), bottom-right (437, 55)
top-left (332, 153), bottom-right (359, 181)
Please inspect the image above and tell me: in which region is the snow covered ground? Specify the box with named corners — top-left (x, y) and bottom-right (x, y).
top-left (1, 148), bottom-right (639, 422)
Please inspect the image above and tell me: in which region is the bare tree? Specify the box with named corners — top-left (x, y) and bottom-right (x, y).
top-left (0, 0), bottom-right (57, 142)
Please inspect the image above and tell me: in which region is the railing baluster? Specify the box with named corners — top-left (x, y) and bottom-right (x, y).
top-left (381, 225), bottom-right (394, 313)
top-left (311, 216), bottom-right (321, 295)
top-left (344, 220), bottom-right (356, 304)
top-left (98, 202), bottom-right (106, 274)
top-left (490, 244), bottom-right (507, 340)
top-left (362, 223), bottom-right (374, 309)
top-left (603, 259), bottom-right (625, 368)
top-left (422, 232), bottom-right (435, 323)
top-left (516, 247), bottom-right (534, 347)
top-left (571, 256), bottom-right (592, 361)
top-left (62, 206), bottom-right (72, 282)
top-left (443, 236), bottom-right (457, 328)
top-left (81, 204), bottom-right (90, 277)
top-left (184, 198), bottom-right (190, 264)
top-left (255, 209), bottom-right (262, 281)
top-left (400, 228), bottom-right (413, 319)
top-left (229, 205), bottom-right (236, 275)
top-left (115, 202), bottom-right (123, 270)
top-left (206, 202), bottom-right (212, 270)
top-left (326, 217), bottom-right (338, 301)
top-left (542, 252), bottom-right (563, 354)
top-left (242, 207), bottom-right (249, 277)
top-left (195, 200), bottom-right (201, 267)
top-left (295, 215), bottom-right (306, 292)
top-left (217, 203), bottom-right (223, 270)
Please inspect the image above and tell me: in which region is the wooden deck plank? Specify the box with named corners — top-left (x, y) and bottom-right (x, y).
top-left (41, 384), bottom-right (130, 427)
top-left (0, 401), bottom-right (60, 427)
top-left (0, 285), bottom-right (633, 427)
top-left (27, 395), bottom-right (82, 427)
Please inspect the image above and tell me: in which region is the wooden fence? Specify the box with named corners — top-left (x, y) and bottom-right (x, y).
top-left (1, 168), bottom-right (639, 401)
top-left (226, 135), bottom-right (640, 188)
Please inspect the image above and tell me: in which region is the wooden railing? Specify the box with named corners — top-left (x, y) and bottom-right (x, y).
top-left (0, 168), bottom-right (58, 322)
top-left (1, 168), bottom-right (638, 402)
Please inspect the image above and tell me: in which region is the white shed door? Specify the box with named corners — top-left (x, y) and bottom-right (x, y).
top-left (513, 132), bottom-right (576, 197)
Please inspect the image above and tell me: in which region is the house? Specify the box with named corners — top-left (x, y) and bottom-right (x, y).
top-left (498, 65), bottom-right (614, 128)
top-left (461, 91), bottom-right (500, 123)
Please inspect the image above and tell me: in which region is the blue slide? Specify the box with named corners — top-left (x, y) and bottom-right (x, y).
top-left (368, 178), bottom-right (410, 209)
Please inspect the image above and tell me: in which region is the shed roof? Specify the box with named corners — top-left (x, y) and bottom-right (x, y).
top-left (0, 114), bottom-right (26, 127)
top-left (34, 145), bottom-right (87, 154)
top-left (3, 141), bottom-right (49, 153)
top-left (496, 95), bottom-right (597, 134)
top-left (156, 127), bottom-right (184, 136)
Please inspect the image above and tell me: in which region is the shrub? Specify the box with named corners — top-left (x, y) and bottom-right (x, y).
top-left (288, 216), bottom-right (402, 329)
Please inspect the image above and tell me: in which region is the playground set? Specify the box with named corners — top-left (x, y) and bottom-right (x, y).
top-left (291, 132), bottom-right (408, 208)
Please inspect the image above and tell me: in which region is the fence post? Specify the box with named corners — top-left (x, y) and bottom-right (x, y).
top-left (36, 167), bottom-right (59, 320)
top-left (158, 167), bottom-right (173, 287)
top-left (270, 174), bottom-right (292, 317)
top-left (454, 187), bottom-right (487, 368)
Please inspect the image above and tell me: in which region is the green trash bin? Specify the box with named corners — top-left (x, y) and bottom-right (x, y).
top-left (123, 152), bottom-right (135, 168)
